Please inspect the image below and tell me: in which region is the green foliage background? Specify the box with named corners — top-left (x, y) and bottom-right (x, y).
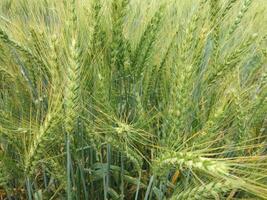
top-left (0, 0), bottom-right (267, 199)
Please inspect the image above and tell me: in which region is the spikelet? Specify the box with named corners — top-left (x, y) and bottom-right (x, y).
top-left (210, 0), bottom-right (220, 55)
top-left (0, 28), bottom-right (34, 60)
top-left (0, 28), bottom-right (37, 86)
top-left (258, 36), bottom-right (267, 90)
top-left (209, 33), bottom-right (257, 84)
top-left (221, 0), bottom-right (238, 19)
top-left (49, 35), bottom-right (62, 86)
top-left (108, 137), bottom-right (142, 171)
top-left (49, 159), bottom-right (67, 187)
top-left (29, 29), bottom-right (48, 65)
top-left (110, 0), bottom-right (129, 70)
top-left (0, 161), bottom-right (9, 187)
top-left (0, 27), bottom-right (47, 78)
top-left (171, 181), bottom-right (232, 200)
top-left (24, 110), bottom-right (61, 174)
top-left (91, 0), bottom-right (103, 53)
top-left (154, 31), bottom-right (179, 100)
top-left (228, 0), bottom-right (252, 37)
top-left (233, 90), bottom-right (246, 141)
top-left (132, 5), bottom-right (165, 77)
top-left (180, 0), bottom-right (207, 63)
top-left (192, 26), bottom-right (209, 70)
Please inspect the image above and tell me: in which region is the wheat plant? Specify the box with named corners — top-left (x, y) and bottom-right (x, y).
top-left (0, 0), bottom-right (267, 199)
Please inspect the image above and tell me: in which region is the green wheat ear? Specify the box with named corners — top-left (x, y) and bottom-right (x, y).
top-left (0, 0), bottom-right (267, 199)
top-left (171, 181), bottom-right (232, 200)
top-left (153, 151), bottom-right (229, 177)
top-left (228, 0), bottom-right (252, 37)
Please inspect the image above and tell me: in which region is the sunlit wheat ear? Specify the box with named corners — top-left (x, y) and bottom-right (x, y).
top-left (64, 38), bottom-right (81, 134)
top-left (153, 151), bottom-right (229, 177)
top-left (63, 5), bottom-right (79, 129)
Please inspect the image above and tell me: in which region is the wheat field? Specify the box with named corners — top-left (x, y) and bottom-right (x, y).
top-left (0, 0), bottom-right (267, 199)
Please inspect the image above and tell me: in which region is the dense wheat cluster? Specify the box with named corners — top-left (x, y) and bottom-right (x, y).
top-left (0, 0), bottom-right (267, 199)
